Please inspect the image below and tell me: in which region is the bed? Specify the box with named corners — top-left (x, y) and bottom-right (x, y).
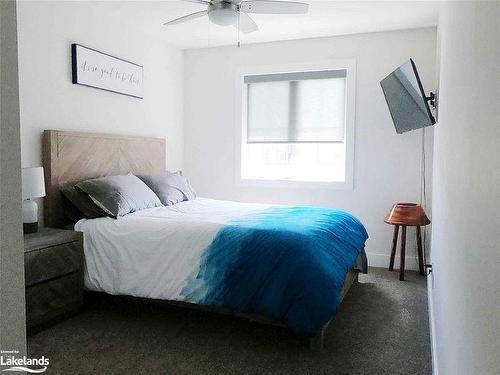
top-left (43, 130), bottom-right (369, 350)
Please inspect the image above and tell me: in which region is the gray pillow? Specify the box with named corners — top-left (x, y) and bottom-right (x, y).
top-left (60, 184), bottom-right (107, 220)
top-left (75, 173), bottom-right (162, 218)
top-left (137, 171), bottom-right (196, 206)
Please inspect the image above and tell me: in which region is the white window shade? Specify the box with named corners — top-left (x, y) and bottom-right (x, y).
top-left (246, 81), bottom-right (290, 142)
top-left (245, 70), bottom-right (347, 143)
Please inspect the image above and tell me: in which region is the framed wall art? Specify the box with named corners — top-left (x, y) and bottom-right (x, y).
top-left (71, 44), bottom-right (143, 99)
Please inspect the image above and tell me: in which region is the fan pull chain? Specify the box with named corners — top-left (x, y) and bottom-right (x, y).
top-left (237, 12), bottom-right (241, 48)
top-left (207, 13), bottom-right (211, 48)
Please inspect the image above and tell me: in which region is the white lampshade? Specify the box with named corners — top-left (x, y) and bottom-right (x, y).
top-left (22, 167), bottom-right (46, 200)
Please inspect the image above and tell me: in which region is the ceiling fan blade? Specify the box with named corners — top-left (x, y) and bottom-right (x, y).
top-left (163, 10), bottom-right (208, 25)
top-left (240, 0), bottom-right (308, 14)
top-left (237, 12), bottom-right (259, 33)
top-left (181, 0), bottom-right (211, 5)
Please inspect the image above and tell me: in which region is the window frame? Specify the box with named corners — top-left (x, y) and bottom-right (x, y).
top-left (234, 59), bottom-right (356, 190)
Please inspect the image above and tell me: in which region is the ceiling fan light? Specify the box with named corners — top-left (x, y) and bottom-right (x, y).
top-left (208, 2), bottom-right (239, 26)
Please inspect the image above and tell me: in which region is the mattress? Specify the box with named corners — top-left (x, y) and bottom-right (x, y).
top-left (75, 198), bottom-right (368, 336)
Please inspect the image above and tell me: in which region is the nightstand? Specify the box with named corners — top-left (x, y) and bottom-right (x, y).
top-left (24, 228), bottom-right (84, 333)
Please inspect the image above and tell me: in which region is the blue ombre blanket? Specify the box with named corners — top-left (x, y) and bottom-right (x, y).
top-left (180, 206), bottom-right (368, 336)
top-left (78, 199), bottom-right (368, 337)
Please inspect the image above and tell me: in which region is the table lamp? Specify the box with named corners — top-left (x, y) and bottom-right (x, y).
top-left (22, 167), bottom-right (46, 234)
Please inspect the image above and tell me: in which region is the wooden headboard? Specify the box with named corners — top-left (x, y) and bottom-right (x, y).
top-left (43, 130), bottom-right (166, 228)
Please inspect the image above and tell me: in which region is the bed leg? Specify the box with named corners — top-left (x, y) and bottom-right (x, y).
top-left (309, 327), bottom-right (325, 352)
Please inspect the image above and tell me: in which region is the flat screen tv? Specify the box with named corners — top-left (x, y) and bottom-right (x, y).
top-left (380, 59), bottom-right (435, 134)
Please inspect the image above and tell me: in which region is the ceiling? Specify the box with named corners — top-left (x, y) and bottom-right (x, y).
top-left (72, 1), bottom-right (440, 49)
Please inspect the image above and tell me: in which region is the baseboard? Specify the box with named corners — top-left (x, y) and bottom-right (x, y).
top-left (366, 252), bottom-right (419, 271)
top-left (427, 270), bottom-right (439, 375)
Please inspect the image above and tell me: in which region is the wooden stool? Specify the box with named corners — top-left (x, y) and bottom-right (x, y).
top-left (385, 203), bottom-right (430, 281)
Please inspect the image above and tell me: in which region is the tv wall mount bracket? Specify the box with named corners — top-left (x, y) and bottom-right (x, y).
top-left (426, 92), bottom-right (436, 108)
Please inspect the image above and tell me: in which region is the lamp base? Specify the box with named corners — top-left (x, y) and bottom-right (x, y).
top-left (23, 222), bottom-right (38, 234)
top-left (23, 199), bottom-right (39, 234)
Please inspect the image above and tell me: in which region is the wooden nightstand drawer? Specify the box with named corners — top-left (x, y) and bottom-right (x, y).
top-left (26, 272), bottom-right (83, 329)
top-left (25, 241), bottom-right (82, 287)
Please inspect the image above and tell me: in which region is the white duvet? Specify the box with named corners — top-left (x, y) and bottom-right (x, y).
top-left (75, 198), bottom-right (271, 301)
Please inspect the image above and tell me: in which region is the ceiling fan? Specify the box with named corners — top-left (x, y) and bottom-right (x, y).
top-left (163, 0), bottom-right (309, 34)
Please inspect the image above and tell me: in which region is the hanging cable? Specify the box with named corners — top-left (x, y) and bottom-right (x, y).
top-left (420, 125), bottom-right (428, 266)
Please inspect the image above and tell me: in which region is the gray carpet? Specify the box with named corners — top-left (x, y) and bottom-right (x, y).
top-left (28, 268), bottom-right (431, 375)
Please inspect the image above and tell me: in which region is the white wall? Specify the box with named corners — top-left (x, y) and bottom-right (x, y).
top-left (184, 28), bottom-right (436, 268)
top-left (430, 2), bottom-right (499, 375)
top-left (0, 0), bottom-right (26, 357)
top-left (17, 1), bottom-right (184, 196)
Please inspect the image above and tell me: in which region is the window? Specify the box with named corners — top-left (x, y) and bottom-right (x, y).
top-left (239, 64), bottom-right (355, 187)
